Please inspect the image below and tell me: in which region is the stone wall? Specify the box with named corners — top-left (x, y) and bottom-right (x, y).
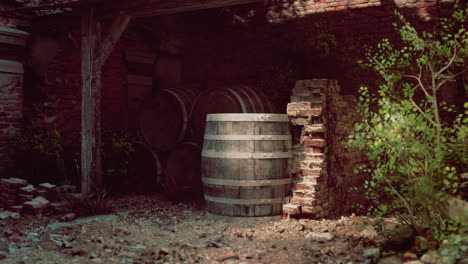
top-left (283, 79), bottom-right (367, 218)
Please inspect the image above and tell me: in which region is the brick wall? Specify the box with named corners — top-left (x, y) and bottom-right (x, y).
top-left (265, 0), bottom-right (454, 22)
top-left (24, 22), bottom-right (154, 149)
top-left (325, 82), bottom-right (368, 215)
top-left (0, 15), bottom-right (29, 177)
top-left (283, 79), bottom-right (367, 218)
top-left (183, 0), bottom-right (456, 111)
top-left (0, 71), bottom-right (24, 177)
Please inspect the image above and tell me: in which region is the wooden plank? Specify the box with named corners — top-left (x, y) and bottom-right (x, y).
top-left (127, 74), bottom-right (153, 86)
top-left (81, 7), bottom-right (95, 196)
top-left (94, 15), bottom-right (131, 69)
top-left (125, 50), bottom-right (155, 64)
top-left (119, 0), bottom-right (263, 18)
top-left (126, 55), bottom-right (155, 65)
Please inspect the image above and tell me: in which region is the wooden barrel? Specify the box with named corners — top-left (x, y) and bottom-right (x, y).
top-left (126, 142), bottom-right (162, 194)
top-left (201, 113), bottom-right (292, 221)
top-left (190, 86), bottom-right (274, 142)
top-left (137, 88), bottom-right (199, 150)
top-left (164, 142), bottom-right (202, 199)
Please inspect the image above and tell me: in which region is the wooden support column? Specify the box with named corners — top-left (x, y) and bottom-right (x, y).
top-left (81, 7), bottom-right (96, 196)
top-left (81, 9), bottom-right (131, 195)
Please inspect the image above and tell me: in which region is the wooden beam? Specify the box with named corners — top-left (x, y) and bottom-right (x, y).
top-left (99, 0), bottom-right (263, 18)
top-left (81, 7), bottom-right (95, 196)
top-left (94, 15), bottom-right (131, 69)
top-left (80, 9), bottom-right (130, 195)
top-left (93, 21), bottom-right (102, 190)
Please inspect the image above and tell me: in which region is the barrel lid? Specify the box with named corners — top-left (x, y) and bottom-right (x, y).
top-left (206, 113), bottom-right (289, 122)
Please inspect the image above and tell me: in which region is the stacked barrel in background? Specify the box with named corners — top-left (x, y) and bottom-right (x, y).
top-left (132, 84), bottom-right (275, 199)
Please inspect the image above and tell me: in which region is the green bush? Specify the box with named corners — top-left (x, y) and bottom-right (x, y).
top-left (347, 6), bottom-right (467, 241)
top-left (8, 128), bottom-right (67, 184)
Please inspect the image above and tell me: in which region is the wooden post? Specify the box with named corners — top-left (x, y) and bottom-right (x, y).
top-left (81, 7), bottom-right (96, 196)
top-left (94, 21), bottom-right (102, 189)
top-left (81, 10), bottom-right (131, 195)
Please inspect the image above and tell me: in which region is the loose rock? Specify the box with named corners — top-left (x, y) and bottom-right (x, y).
top-left (305, 232), bottom-right (333, 241)
top-left (363, 247), bottom-right (381, 260)
top-left (378, 255), bottom-right (403, 264)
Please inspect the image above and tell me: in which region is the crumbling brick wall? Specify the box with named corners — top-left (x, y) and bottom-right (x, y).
top-left (283, 79), bottom-right (367, 218)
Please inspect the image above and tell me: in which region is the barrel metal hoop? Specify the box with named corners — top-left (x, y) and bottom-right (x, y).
top-left (204, 195), bottom-right (283, 205)
top-left (161, 89), bottom-right (188, 143)
top-left (206, 212), bottom-right (281, 222)
top-left (206, 114), bottom-right (289, 122)
top-left (202, 177), bottom-right (292, 187)
top-left (203, 134), bottom-right (292, 141)
top-left (201, 151), bottom-right (292, 159)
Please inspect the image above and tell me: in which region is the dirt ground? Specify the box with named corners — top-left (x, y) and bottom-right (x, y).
top-left (0, 195), bottom-right (393, 264)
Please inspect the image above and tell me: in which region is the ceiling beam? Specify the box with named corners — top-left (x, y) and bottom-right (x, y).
top-left (101, 0), bottom-right (264, 18)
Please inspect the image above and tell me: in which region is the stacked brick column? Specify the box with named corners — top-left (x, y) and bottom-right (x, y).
top-left (283, 79), bottom-right (338, 218)
top-left (283, 79), bottom-right (367, 218)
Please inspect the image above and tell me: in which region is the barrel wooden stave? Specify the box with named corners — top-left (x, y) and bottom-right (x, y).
top-left (126, 142), bottom-right (162, 194)
top-left (164, 142), bottom-right (203, 198)
top-left (206, 202), bottom-right (283, 217)
top-left (202, 114), bottom-right (291, 219)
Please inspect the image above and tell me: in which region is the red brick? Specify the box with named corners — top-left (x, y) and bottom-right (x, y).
top-left (299, 109), bottom-right (323, 117)
top-left (282, 204), bottom-right (301, 215)
top-left (0, 192), bottom-right (16, 200)
top-left (313, 147), bottom-right (323, 154)
top-left (311, 133), bottom-right (325, 139)
top-left (37, 183), bottom-right (57, 191)
top-left (294, 183), bottom-right (315, 190)
top-left (0, 185), bottom-right (17, 194)
top-left (18, 185), bottom-right (37, 195)
top-left (1, 178), bottom-right (28, 188)
top-left (291, 197), bottom-right (317, 207)
top-left (18, 194), bottom-right (33, 202)
top-left (8, 205), bottom-right (22, 213)
top-left (301, 169), bottom-right (322, 176)
top-left (303, 139), bottom-right (325, 147)
top-left (302, 206), bottom-right (322, 214)
top-left (0, 197), bottom-right (16, 206)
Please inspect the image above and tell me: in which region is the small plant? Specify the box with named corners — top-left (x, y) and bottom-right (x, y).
top-left (101, 130), bottom-right (135, 193)
top-left (8, 128), bottom-right (67, 184)
top-left (60, 187), bottom-right (113, 216)
top-left (85, 188), bottom-right (113, 215)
